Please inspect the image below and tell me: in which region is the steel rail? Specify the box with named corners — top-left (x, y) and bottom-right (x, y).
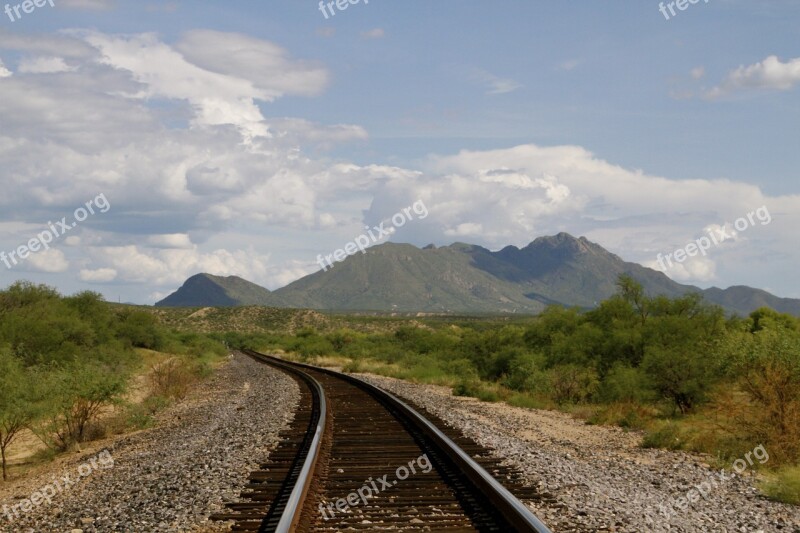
top-left (244, 351), bottom-right (327, 533)
top-left (248, 350), bottom-right (553, 533)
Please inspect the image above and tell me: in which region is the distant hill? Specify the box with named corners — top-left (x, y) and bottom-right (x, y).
top-left (156, 274), bottom-right (276, 307)
top-left (154, 233), bottom-right (800, 316)
top-left (702, 285), bottom-right (800, 316)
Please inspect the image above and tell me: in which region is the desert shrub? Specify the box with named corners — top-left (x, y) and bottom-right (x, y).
top-left (453, 379), bottom-right (500, 402)
top-left (33, 361), bottom-right (127, 450)
top-left (641, 421), bottom-right (684, 450)
top-left (148, 358), bottom-right (198, 400)
top-left (549, 364), bottom-right (599, 405)
top-left (724, 328), bottom-right (800, 464)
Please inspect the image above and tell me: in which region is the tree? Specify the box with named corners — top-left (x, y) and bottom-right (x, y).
top-left (727, 329), bottom-right (800, 462)
top-left (616, 275), bottom-right (649, 326)
top-left (748, 307), bottom-right (799, 333)
top-left (640, 311), bottom-right (723, 413)
top-left (0, 348), bottom-right (38, 480)
top-left (641, 345), bottom-right (714, 413)
top-left (34, 361), bottom-right (127, 450)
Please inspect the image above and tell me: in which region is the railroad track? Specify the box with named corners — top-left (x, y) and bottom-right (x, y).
top-left (212, 350), bottom-right (553, 532)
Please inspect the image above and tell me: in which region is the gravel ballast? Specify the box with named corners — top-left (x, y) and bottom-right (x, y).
top-left (355, 373), bottom-right (800, 533)
top-left (0, 352), bottom-right (299, 533)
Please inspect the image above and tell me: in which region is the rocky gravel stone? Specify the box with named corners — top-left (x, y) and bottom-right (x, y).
top-left (355, 373), bottom-right (800, 533)
top-left (0, 352), bottom-right (298, 533)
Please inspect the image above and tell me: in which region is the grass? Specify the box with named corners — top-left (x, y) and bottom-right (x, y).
top-left (762, 466), bottom-right (800, 505)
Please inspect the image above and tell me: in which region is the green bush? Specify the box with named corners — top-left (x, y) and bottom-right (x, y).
top-left (598, 363), bottom-right (656, 403)
top-left (33, 361), bottom-right (127, 450)
top-left (453, 379), bottom-right (501, 402)
top-left (115, 310), bottom-right (167, 350)
top-left (642, 421), bottom-right (684, 450)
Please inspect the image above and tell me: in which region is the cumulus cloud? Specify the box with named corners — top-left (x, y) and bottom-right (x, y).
top-left (86, 245), bottom-right (273, 286)
top-left (707, 55), bottom-right (800, 98)
top-left (644, 255), bottom-right (717, 283)
top-left (79, 267), bottom-right (118, 282)
top-left (26, 249), bottom-right (69, 273)
top-left (147, 234), bottom-right (194, 249)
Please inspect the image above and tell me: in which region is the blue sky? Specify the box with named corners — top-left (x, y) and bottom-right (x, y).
top-left (0, 0), bottom-right (798, 303)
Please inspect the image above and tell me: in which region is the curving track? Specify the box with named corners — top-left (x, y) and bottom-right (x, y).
top-left (212, 350), bottom-right (553, 532)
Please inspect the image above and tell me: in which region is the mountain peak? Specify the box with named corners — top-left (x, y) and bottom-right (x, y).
top-left (156, 272), bottom-right (272, 307)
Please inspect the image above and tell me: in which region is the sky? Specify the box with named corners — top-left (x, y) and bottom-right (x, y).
top-left (0, 0), bottom-right (798, 304)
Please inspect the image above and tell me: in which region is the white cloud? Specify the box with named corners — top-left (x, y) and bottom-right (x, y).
top-left (269, 118), bottom-right (368, 148)
top-left (0, 59), bottom-right (10, 78)
top-left (444, 222), bottom-right (483, 238)
top-left (79, 267), bottom-right (117, 282)
top-left (707, 55), bottom-right (800, 98)
top-left (0, 32), bottom-right (97, 59)
top-left (73, 30), bottom-right (328, 141)
top-left (26, 249), bottom-right (69, 273)
top-left (147, 234), bottom-right (194, 249)
top-left (644, 256), bottom-right (717, 283)
top-left (175, 30), bottom-right (328, 98)
top-left (86, 244), bottom-right (274, 286)
top-left (18, 56), bottom-right (77, 74)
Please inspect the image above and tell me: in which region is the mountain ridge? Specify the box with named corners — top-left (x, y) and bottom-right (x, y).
top-left (154, 234), bottom-right (800, 316)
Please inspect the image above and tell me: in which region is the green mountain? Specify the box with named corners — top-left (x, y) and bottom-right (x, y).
top-left (156, 273), bottom-right (276, 307)
top-left (154, 233), bottom-right (800, 316)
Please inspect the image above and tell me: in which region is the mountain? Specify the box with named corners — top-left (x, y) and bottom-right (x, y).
top-left (156, 274), bottom-right (276, 307)
top-left (702, 286), bottom-right (800, 316)
top-left (154, 234), bottom-right (800, 316)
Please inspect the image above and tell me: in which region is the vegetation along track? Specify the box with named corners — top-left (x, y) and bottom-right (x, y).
top-left (212, 350), bottom-right (553, 532)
